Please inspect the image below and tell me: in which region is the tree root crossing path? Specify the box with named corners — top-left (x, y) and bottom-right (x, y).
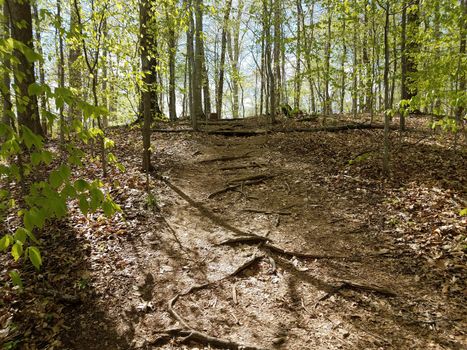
top-left (60, 124), bottom-right (466, 350)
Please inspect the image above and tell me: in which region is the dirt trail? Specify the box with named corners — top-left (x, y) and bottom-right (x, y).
top-left (56, 125), bottom-right (466, 350)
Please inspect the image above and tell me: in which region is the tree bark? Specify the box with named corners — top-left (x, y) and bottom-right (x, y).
top-left (216, 0), bottom-right (232, 119)
top-left (9, 0), bottom-right (43, 136)
top-left (192, 0), bottom-right (204, 129)
top-left (1, 2), bottom-right (12, 128)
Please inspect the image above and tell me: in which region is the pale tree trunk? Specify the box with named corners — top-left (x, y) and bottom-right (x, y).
top-left (68, 0), bottom-right (82, 124)
top-left (323, 1), bottom-right (332, 115)
top-left (57, 0), bottom-right (65, 144)
top-left (227, 0), bottom-right (243, 119)
top-left (102, 18), bottom-right (109, 128)
top-left (201, 37), bottom-right (211, 119)
top-left (273, 0), bottom-right (281, 109)
top-left (363, 3), bottom-right (372, 114)
top-left (167, 11), bottom-right (177, 121)
top-left (294, 0), bottom-right (303, 111)
top-left (302, 1), bottom-right (316, 113)
top-left (265, 0), bottom-right (275, 123)
top-left (32, 3), bottom-right (47, 135)
top-left (339, 15), bottom-right (346, 114)
top-left (216, 0), bottom-right (232, 119)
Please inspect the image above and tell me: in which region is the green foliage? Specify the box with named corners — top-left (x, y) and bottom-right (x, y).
top-left (0, 40), bottom-right (121, 285)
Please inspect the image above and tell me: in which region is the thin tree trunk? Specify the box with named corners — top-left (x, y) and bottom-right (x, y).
top-left (68, 0), bottom-right (82, 124)
top-left (167, 11), bottom-right (177, 121)
top-left (294, 0), bottom-right (303, 111)
top-left (382, 2), bottom-right (390, 177)
top-left (216, 0), bottom-right (232, 119)
top-left (339, 15), bottom-right (346, 114)
top-left (32, 3), bottom-right (47, 135)
top-left (192, 0), bottom-right (204, 128)
top-left (2, 2), bottom-right (12, 128)
top-left (57, 0), bottom-right (65, 145)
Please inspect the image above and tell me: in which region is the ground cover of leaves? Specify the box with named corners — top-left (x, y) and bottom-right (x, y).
top-left (1, 115), bottom-right (466, 349)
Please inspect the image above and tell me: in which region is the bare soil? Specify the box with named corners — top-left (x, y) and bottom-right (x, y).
top-left (1, 116), bottom-right (466, 349)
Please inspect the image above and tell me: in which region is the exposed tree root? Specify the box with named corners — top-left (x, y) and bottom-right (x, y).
top-left (219, 236), bottom-right (270, 245)
top-left (243, 208), bottom-right (292, 215)
top-left (219, 235), bottom-right (351, 260)
top-left (209, 175), bottom-right (274, 199)
top-left (220, 162), bottom-right (265, 171)
top-left (315, 279), bottom-right (397, 306)
top-left (165, 256), bottom-right (265, 350)
top-left (280, 123), bottom-right (387, 133)
top-left (227, 174), bottom-right (274, 185)
top-left (199, 152), bottom-right (253, 163)
top-left (206, 129), bottom-right (270, 137)
top-left (153, 173), bottom-right (261, 238)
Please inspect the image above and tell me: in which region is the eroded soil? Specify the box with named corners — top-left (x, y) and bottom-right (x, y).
top-left (1, 117), bottom-right (466, 349)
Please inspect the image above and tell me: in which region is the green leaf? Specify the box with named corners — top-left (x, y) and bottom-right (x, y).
top-left (11, 241), bottom-right (23, 261)
top-left (28, 246), bottom-right (42, 270)
top-left (49, 169), bottom-right (64, 188)
top-left (79, 195), bottom-right (89, 215)
top-left (74, 179), bottom-right (88, 192)
top-left (460, 208), bottom-right (467, 217)
top-left (14, 228), bottom-right (28, 243)
top-left (0, 234), bottom-right (13, 251)
top-left (9, 270), bottom-right (23, 288)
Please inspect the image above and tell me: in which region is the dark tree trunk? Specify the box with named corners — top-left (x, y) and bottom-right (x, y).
top-left (10, 0), bottom-right (43, 136)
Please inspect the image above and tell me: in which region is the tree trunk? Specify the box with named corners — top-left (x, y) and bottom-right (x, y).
top-left (68, 0), bottom-right (82, 124)
top-left (323, 1), bottom-right (332, 115)
top-left (382, 2), bottom-right (390, 177)
top-left (32, 3), bottom-right (47, 135)
top-left (167, 11), bottom-right (177, 121)
top-left (57, 0), bottom-right (65, 145)
top-left (10, 0), bottom-right (43, 136)
top-left (339, 14), bottom-right (346, 114)
top-left (273, 0), bottom-right (281, 108)
top-left (192, 0), bottom-right (204, 129)
top-left (216, 0), bottom-right (232, 119)
top-left (2, 2), bottom-right (12, 128)
top-left (140, 0), bottom-right (154, 171)
top-left (294, 0), bottom-right (303, 111)
top-left (455, 0), bottom-right (466, 125)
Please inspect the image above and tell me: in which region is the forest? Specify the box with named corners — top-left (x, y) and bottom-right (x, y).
top-left (0, 0), bottom-right (466, 349)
